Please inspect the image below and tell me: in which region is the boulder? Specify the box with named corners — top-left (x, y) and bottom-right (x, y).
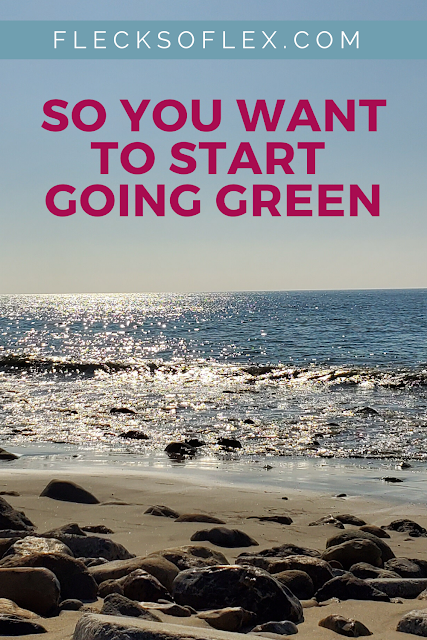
top-left (322, 539), bottom-right (382, 570)
top-left (0, 567), bottom-right (60, 615)
top-left (264, 556), bottom-right (334, 591)
top-left (315, 573), bottom-right (389, 602)
top-left (325, 530), bottom-right (394, 562)
top-left (349, 563), bottom-right (400, 580)
top-left (309, 515), bottom-right (344, 529)
top-left (359, 525), bottom-right (390, 539)
top-left (197, 607), bottom-right (256, 631)
top-left (101, 593), bottom-right (161, 621)
top-left (40, 480), bottom-right (99, 504)
top-left (319, 614), bottom-right (372, 637)
top-left (172, 564), bottom-right (304, 624)
top-left (89, 555), bottom-right (179, 591)
top-left (118, 569), bottom-right (170, 602)
top-left (385, 558), bottom-right (425, 578)
top-left (0, 448), bottom-right (19, 461)
top-left (152, 546), bottom-right (229, 571)
top-left (42, 523), bottom-right (86, 537)
top-left (397, 608), bottom-right (427, 636)
top-left (191, 527), bottom-right (258, 548)
top-left (145, 505), bottom-right (180, 518)
top-left (44, 533), bottom-right (133, 561)
top-left (98, 580), bottom-right (124, 598)
top-left (175, 514), bottom-right (226, 524)
top-left (384, 519), bottom-right (427, 537)
top-left (217, 438), bottom-right (241, 449)
top-left (0, 598), bottom-right (38, 619)
top-left (274, 570), bottom-right (315, 600)
top-left (0, 496), bottom-right (34, 531)
top-left (251, 621), bottom-right (298, 635)
top-left (238, 543), bottom-right (320, 560)
top-left (365, 578), bottom-right (427, 599)
top-left (335, 515), bottom-right (367, 526)
top-left (165, 443), bottom-right (196, 457)
top-left (59, 599), bottom-right (84, 611)
top-left (4, 535), bottom-right (73, 558)
top-left (0, 615), bottom-right (47, 635)
top-left (0, 552), bottom-right (98, 601)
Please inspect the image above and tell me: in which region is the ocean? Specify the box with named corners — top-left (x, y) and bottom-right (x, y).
top-left (0, 289), bottom-right (426, 465)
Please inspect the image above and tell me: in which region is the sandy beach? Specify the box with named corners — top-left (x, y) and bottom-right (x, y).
top-left (1, 466), bottom-right (427, 638)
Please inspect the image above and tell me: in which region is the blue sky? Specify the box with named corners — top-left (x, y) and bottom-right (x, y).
top-left (0, 1), bottom-right (426, 293)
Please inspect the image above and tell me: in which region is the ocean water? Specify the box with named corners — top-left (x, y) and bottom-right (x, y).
top-left (0, 289), bottom-right (426, 462)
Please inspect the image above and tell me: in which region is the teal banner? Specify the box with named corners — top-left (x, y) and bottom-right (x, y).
top-left (0, 21), bottom-right (425, 59)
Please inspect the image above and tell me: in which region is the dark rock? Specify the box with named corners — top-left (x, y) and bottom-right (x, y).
top-left (319, 614), bottom-right (372, 637)
top-left (315, 573), bottom-right (390, 602)
top-left (336, 494), bottom-right (347, 498)
top-left (322, 539), bottom-right (382, 570)
top-left (262, 556), bottom-right (334, 591)
top-left (0, 497), bottom-right (34, 531)
top-left (217, 438), bottom-right (242, 449)
top-left (385, 558), bottom-right (424, 578)
top-left (0, 552), bottom-right (98, 601)
top-left (356, 407), bottom-right (379, 416)
top-left (0, 491), bottom-right (20, 496)
top-left (190, 527), bottom-right (258, 548)
top-left (248, 515), bottom-right (293, 525)
top-left (0, 538), bottom-right (16, 557)
top-left (175, 514), bottom-right (226, 524)
top-left (382, 477), bottom-right (403, 483)
top-left (252, 620), bottom-right (298, 635)
top-left (42, 523), bottom-right (86, 537)
top-left (89, 555), bottom-right (179, 592)
top-left (110, 407), bottom-right (136, 415)
top-left (0, 615), bottom-right (46, 635)
top-left (383, 519), bottom-right (427, 537)
top-left (81, 525), bottom-right (114, 534)
top-left (81, 557), bottom-right (109, 568)
top-left (98, 580), bottom-right (124, 598)
top-left (349, 563), bottom-right (400, 580)
top-left (59, 599), bottom-right (84, 611)
top-left (243, 419), bottom-right (255, 424)
top-left (238, 543), bottom-right (320, 560)
top-left (274, 570), bottom-right (315, 599)
top-left (0, 567), bottom-right (61, 615)
top-left (172, 564), bottom-right (303, 624)
top-left (325, 530), bottom-right (395, 562)
top-left (40, 480), bottom-right (99, 504)
top-left (43, 533), bottom-right (133, 561)
top-left (359, 525), bottom-right (390, 538)
top-left (335, 514), bottom-right (367, 526)
top-left (0, 448), bottom-right (19, 461)
top-left (164, 442), bottom-right (196, 457)
top-left (197, 607), bottom-right (256, 631)
top-left (366, 578), bottom-right (427, 599)
top-left (145, 505), bottom-right (180, 518)
top-left (101, 593), bottom-right (160, 621)
top-left (119, 569), bottom-right (171, 602)
top-left (119, 430), bottom-right (149, 440)
top-left (152, 546), bottom-right (229, 571)
top-left (185, 439), bottom-right (205, 448)
top-left (309, 516), bottom-right (344, 529)
top-left (397, 608), bottom-right (427, 636)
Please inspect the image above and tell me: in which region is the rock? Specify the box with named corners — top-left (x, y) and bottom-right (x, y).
top-left (175, 514), bottom-right (226, 524)
top-left (119, 430), bottom-right (149, 440)
top-left (143, 602), bottom-right (192, 617)
top-left (418, 589), bottom-right (427, 600)
top-left (382, 477), bottom-right (403, 483)
top-left (0, 615), bottom-right (47, 635)
top-left (81, 525), bottom-right (114, 534)
top-left (186, 439), bottom-right (205, 448)
top-left (191, 527), bottom-right (258, 548)
top-left (0, 552), bottom-right (98, 601)
top-left (315, 573), bottom-right (389, 602)
top-left (263, 556), bottom-right (334, 591)
top-left (5, 535), bottom-right (73, 558)
top-left (359, 525), bottom-right (390, 538)
top-left (81, 557), bottom-right (109, 568)
top-left (101, 593), bottom-right (161, 621)
top-left (90, 555), bottom-right (179, 592)
top-left (366, 578), bottom-right (427, 599)
top-left (274, 570), bottom-right (315, 599)
top-left (42, 523), bottom-right (86, 537)
top-left (397, 608), bottom-right (427, 636)
top-left (43, 533), bottom-right (133, 561)
top-left (118, 569), bottom-right (170, 602)
top-left (349, 563), bottom-right (400, 579)
top-left (251, 621), bottom-right (298, 635)
top-left (319, 614), bottom-right (372, 637)
top-left (335, 514), bottom-right (367, 526)
top-left (309, 516), bottom-right (344, 529)
top-left (336, 494), bottom-right (347, 498)
top-left (385, 558), bottom-right (425, 578)
top-left (165, 442), bottom-right (196, 457)
top-left (197, 607), bottom-right (256, 631)
top-left (40, 480), bottom-right (99, 504)
top-left (110, 407), bottom-right (136, 414)
top-left (145, 505), bottom-right (180, 518)
top-left (322, 539), bottom-right (382, 570)
top-left (0, 537), bottom-right (17, 557)
top-left (98, 580), bottom-right (124, 598)
top-left (356, 407), bottom-right (379, 416)
top-left (0, 567), bottom-right (60, 615)
top-left (60, 599), bottom-right (84, 611)
top-left (217, 438), bottom-right (242, 449)
top-left (384, 519), bottom-right (427, 537)
top-left (172, 564), bottom-right (304, 624)
top-left (325, 530), bottom-right (395, 562)
top-left (248, 515), bottom-right (293, 525)
top-left (152, 546), bottom-right (229, 571)
top-left (238, 543), bottom-right (320, 560)
top-left (0, 496), bottom-right (34, 531)
top-left (0, 448), bottom-right (19, 461)
top-left (0, 598), bottom-right (38, 619)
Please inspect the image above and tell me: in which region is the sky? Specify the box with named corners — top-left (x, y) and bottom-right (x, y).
top-left (0, 0), bottom-right (426, 293)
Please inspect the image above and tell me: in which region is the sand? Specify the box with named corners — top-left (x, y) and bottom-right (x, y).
top-left (1, 466), bottom-right (427, 639)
